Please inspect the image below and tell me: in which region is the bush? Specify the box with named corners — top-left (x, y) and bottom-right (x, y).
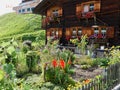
top-left (26, 51), bottom-right (41, 73)
top-left (45, 59), bottom-right (75, 89)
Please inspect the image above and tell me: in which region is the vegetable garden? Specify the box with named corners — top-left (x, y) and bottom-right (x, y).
top-left (0, 34), bottom-right (120, 90)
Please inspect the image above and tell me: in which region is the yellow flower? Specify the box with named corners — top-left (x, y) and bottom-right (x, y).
top-left (111, 46), bottom-right (115, 49)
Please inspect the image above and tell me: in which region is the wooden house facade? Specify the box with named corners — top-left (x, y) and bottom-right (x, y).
top-left (33, 0), bottom-right (120, 46)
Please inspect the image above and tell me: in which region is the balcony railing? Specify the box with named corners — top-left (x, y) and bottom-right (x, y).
top-left (41, 15), bottom-right (62, 28)
top-left (82, 11), bottom-right (95, 18)
top-left (41, 11), bottom-right (96, 28)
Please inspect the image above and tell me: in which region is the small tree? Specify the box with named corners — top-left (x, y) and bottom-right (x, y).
top-left (78, 34), bottom-right (88, 55)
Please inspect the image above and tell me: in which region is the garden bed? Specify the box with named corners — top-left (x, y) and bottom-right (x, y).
top-left (72, 64), bottom-right (103, 81)
top-left (0, 36), bottom-right (120, 90)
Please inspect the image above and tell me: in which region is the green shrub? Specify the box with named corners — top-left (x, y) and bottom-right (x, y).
top-left (45, 59), bottom-right (75, 89)
top-left (90, 58), bottom-right (100, 67)
top-left (81, 64), bottom-right (91, 70)
top-left (40, 82), bottom-right (65, 90)
top-left (97, 58), bottom-right (109, 67)
top-left (16, 62), bottom-right (29, 76)
top-left (26, 51), bottom-right (41, 73)
top-left (57, 49), bottom-right (76, 63)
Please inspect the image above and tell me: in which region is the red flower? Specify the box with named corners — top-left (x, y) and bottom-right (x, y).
top-left (52, 59), bottom-right (57, 68)
top-left (85, 11), bottom-right (94, 18)
top-left (97, 33), bottom-right (102, 38)
top-left (84, 79), bottom-right (91, 84)
top-left (59, 59), bottom-right (65, 69)
top-left (66, 36), bottom-right (71, 41)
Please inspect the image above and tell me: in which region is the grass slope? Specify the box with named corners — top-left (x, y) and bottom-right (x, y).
top-left (0, 13), bottom-right (43, 38)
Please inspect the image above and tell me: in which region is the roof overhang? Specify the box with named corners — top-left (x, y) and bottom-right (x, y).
top-left (33, 0), bottom-right (69, 15)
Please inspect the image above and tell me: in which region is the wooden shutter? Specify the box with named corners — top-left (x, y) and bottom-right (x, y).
top-left (58, 8), bottom-right (62, 16)
top-left (94, 1), bottom-right (101, 12)
top-left (107, 27), bottom-right (114, 38)
top-left (76, 4), bottom-right (82, 14)
top-left (82, 27), bottom-right (93, 36)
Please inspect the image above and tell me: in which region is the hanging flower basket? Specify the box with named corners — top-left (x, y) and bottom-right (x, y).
top-left (97, 33), bottom-right (102, 38)
top-left (66, 36), bottom-right (71, 41)
top-left (85, 11), bottom-right (94, 18)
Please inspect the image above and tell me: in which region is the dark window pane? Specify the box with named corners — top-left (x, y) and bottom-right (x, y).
top-left (22, 9), bottom-right (25, 12)
top-left (89, 3), bottom-right (94, 11)
top-left (19, 10), bottom-right (21, 13)
top-left (31, 7), bottom-right (34, 11)
top-left (27, 8), bottom-right (30, 11)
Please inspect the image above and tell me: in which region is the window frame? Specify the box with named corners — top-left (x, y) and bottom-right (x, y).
top-left (52, 9), bottom-right (59, 17)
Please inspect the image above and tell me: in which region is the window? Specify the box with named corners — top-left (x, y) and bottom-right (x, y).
top-left (78, 28), bottom-right (82, 36)
top-left (51, 31), bottom-right (55, 36)
top-left (19, 10), bottom-right (21, 13)
top-left (101, 28), bottom-right (107, 35)
top-left (72, 28), bottom-right (77, 36)
top-left (31, 7), bottom-right (34, 11)
top-left (56, 31), bottom-right (58, 36)
top-left (94, 28), bottom-right (99, 34)
top-left (22, 9), bottom-right (25, 12)
top-left (52, 10), bottom-right (59, 17)
top-left (83, 3), bottom-right (94, 13)
top-left (89, 3), bottom-right (94, 11)
top-left (83, 5), bottom-right (89, 13)
top-left (27, 8), bottom-right (30, 12)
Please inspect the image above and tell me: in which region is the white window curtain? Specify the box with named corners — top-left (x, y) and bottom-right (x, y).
top-left (83, 5), bottom-right (89, 12)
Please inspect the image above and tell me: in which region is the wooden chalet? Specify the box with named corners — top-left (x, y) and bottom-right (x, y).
top-left (33, 0), bottom-right (120, 46)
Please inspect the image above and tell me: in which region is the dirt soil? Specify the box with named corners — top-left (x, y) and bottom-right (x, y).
top-left (72, 64), bottom-right (104, 81)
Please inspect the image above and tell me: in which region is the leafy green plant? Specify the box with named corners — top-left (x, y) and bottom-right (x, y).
top-left (81, 65), bottom-right (91, 70)
top-left (78, 55), bottom-right (92, 65)
top-left (107, 46), bottom-right (120, 65)
top-left (57, 49), bottom-right (76, 64)
top-left (0, 69), bottom-right (5, 81)
top-left (90, 58), bottom-right (100, 67)
top-left (26, 51), bottom-right (41, 73)
top-left (78, 34), bottom-right (88, 55)
top-left (45, 59), bottom-right (75, 89)
top-left (97, 58), bottom-right (109, 68)
top-left (3, 63), bottom-right (16, 78)
top-left (39, 82), bottom-right (65, 90)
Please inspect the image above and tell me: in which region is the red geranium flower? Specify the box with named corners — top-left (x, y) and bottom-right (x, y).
top-left (59, 59), bottom-right (65, 69)
top-left (66, 36), bottom-right (71, 41)
top-left (85, 11), bottom-right (94, 18)
top-left (97, 33), bottom-right (102, 38)
top-left (52, 59), bottom-right (57, 68)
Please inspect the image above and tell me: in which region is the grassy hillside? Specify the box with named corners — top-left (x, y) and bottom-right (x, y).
top-left (0, 13), bottom-right (44, 38)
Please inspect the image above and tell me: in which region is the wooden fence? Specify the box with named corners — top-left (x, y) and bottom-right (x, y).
top-left (77, 62), bottom-right (120, 90)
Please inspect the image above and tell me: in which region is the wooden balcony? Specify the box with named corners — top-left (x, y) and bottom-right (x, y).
top-left (41, 15), bottom-right (63, 28)
top-left (81, 11), bottom-right (95, 19)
